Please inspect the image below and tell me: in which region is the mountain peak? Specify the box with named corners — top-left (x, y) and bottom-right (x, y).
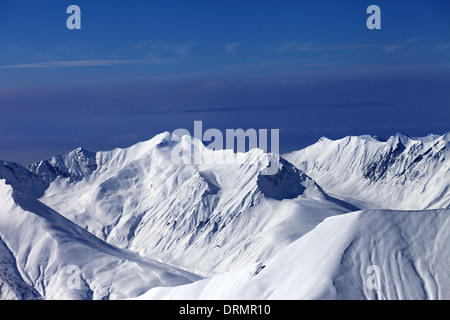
top-left (357, 134), bottom-right (386, 142)
top-left (27, 147), bottom-right (98, 184)
top-left (316, 136), bottom-right (332, 145)
top-left (284, 131), bottom-right (449, 210)
top-left (75, 146), bottom-right (89, 154)
top-left (388, 132), bottom-right (412, 145)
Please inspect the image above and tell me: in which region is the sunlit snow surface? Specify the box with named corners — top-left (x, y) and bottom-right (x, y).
top-left (1, 132), bottom-right (449, 299)
top-left (284, 133), bottom-right (450, 210)
top-left (139, 209), bottom-right (449, 300)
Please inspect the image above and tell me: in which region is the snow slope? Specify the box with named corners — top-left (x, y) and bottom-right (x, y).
top-left (0, 179), bottom-right (200, 300)
top-left (32, 133), bottom-right (355, 276)
top-left (284, 133), bottom-right (450, 210)
top-left (0, 236), bottom-right (41, 300)
top-left (0, 160), bottom-right (48, 197)
top-left (1, 131), bottom-right (448, 300)
top-left (139, 208), bottom-right (450, 300)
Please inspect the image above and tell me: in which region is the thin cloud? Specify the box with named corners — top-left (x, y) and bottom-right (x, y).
top-left (128, 101), bottom-right (395, 115)
top-left (134, 40), bottom-right (197, 56)
top-left (0, 58), bottom-right (194, 69)
top-left (173, 42), bottom-right (197, 55)
top-left (275, 38), bottom-right (434, 54)
top-left (134, 40), bottom-right (159, 51)
top-left (277, 41), bottom-right (387, 53)
top-left (225, 41), bottom-right (246, 54)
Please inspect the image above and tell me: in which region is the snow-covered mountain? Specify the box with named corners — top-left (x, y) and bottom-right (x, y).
top-left (27, 147), bottom-right (97, 184)
top-left (0, 131), bottom-right (449, 300)
top-left (284, 133), bottom-right (450, 210)
top-left (28, 132), bottom-right (355, 276)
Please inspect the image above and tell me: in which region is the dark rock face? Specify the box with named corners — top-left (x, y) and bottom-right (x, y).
top-left (257, 158), bottom-right (306, 201)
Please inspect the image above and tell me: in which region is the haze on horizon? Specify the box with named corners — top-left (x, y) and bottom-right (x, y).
top-left (0, 0), bottom-right (449, 164)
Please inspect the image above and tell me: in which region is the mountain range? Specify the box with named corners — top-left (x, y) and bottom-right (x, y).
top-left (0, 131), bottom-right (448, 299)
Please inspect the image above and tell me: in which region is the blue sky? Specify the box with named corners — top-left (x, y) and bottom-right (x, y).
top-left (0, 0), bottom-right (449, 164)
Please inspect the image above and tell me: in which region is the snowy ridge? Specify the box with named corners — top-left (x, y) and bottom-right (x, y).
top-left (284, 132), bottom-right (450, 210)
top-left (0, 131), bottom-right (449, 299)
top-left (27, 147), bottom-right (97, 184)
top-left (36, 132), bottom-right (354, 276)
top-left (0, 160), bottom-right (48, 197)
